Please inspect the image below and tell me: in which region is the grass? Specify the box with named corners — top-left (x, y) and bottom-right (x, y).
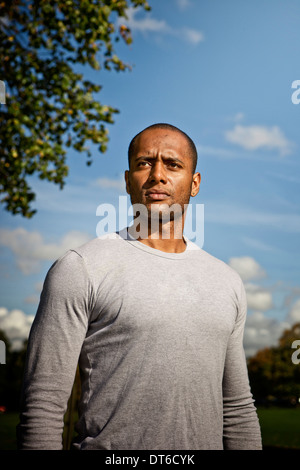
top-left (0, 412), bottom-right (19, 450)
top-left (1, 407), bottom-right (300, 450)
top-left (257, 406), bottom-right (300, 450)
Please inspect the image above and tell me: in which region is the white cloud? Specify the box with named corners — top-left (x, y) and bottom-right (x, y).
top-left (244, 311), bottom-right (290, 357)
top-left (244, 283), bottom-right (273, 311)
top-left (123, 8), bottom-right (168, 33)
top-left (119, 7), bottom-right (204, 45)
top-left (228, 256), bottom-right (266, 281)
top-left (176, 0), bottom-right (192, 9)
top-left (227, 256), bottom-right (300, 356)
top-left (94, 176), bottom-right (126, 193)
top-left (0, 307), bottom-right (34, 351)
top-left (286, 298), bottom-right (300, 324)
top-left (229, 256), bottom-right (272, 311)
top-left (244, 295), bottom-right (300, 357)
top-left (181, 27), bottom-right (204, 44)
top-left (224, 124), bottom-right (294, 156)
top-left (0, 228), bottom-right (91, 274)
top-left (0, 307), bottom-right (7, 318)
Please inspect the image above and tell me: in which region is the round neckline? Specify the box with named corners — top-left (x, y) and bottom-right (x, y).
top-left (118, 227), bottom-right (200, 260)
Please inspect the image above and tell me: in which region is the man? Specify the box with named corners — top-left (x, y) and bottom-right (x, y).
top-left (18, 123), bottom-right (262, 450)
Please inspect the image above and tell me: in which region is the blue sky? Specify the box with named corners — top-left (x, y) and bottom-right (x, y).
top-left (1, 0), bottom-right (300, 356)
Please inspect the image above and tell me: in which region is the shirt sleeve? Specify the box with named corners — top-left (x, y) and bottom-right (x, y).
top-left (222, 278), bottom-right (262, 450)
top-left (17, 250), bottom-right (91, 450)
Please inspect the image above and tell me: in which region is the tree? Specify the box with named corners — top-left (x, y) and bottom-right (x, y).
top-left (0, 330), bottom-right (28, 411)
top-left (247, 323), bottom-right (300, 405)
top-left (0, 0), bottom-right (150, 217)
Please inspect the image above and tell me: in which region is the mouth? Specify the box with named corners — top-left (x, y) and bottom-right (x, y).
top-left (145, 190), bottom-right (170, 201)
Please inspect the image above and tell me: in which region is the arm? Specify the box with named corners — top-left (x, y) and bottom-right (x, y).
top-left (17, 250), bottom-right (90, 450)
top-left (222, 279), bottom-right (262, 450)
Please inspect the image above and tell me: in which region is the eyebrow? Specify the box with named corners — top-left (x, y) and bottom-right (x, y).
top-left (134, 155), bottom-right (185, 166)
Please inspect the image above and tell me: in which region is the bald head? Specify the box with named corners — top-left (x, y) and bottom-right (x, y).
top-left (128, 123), bottom-right (198, 174)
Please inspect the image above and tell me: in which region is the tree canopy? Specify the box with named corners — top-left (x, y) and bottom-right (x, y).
top-left (0, 0), bottom-right (150, 217)
top-left (247, 323), bottom-right (300, 405)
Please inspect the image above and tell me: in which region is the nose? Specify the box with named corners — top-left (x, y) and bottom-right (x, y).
top-left (148, 161), bottom-right (167, 184)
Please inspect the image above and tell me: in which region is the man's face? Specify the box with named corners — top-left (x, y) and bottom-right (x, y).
top-left (125, 128), bottom-right (201, 218)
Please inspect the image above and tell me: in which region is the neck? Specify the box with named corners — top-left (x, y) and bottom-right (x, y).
top-left (127, 217), bottom-right (186, 253)
top-left (138, 236), bottom-right (187, 253)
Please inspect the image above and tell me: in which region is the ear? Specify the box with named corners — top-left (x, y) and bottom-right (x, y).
top-left (191, 172), bottom-right (201, 197)
top-left (125, 170), bottom-right (130, 195)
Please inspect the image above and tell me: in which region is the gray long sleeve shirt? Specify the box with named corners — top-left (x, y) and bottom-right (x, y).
top-left (18, 230), bottom-right (262, 450)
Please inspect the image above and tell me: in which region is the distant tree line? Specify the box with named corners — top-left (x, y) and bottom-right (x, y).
top-left (0, 330), bottom-right (27, 411)
top-left (247, 323), bottom-right (300, 406)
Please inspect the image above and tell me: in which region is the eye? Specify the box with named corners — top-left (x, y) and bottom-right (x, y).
top-left (137, 161), bottom-right (151, 167)
top-left (167, 161), bottom-right (179, 168)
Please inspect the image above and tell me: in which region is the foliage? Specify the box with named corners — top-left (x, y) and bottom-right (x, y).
top-left (247, 323), bottom-right (300, 404)
top-left (0, 330), bottom-right (28, 411)
top-left (0, 0), bottom-right (150, 217)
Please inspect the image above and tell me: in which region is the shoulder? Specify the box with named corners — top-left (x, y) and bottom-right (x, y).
top-left (71, 232), bottom-right (126, 261)
top-left (187, 240), bottom-right (243, 287)
top-left (43, 235), bottom-right (124, 297)
top-left (45, 233), bottom-right (123, 277)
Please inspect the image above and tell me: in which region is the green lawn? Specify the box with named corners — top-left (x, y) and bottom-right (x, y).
top-left (257, 407), bottom-right (300, 450)
top-left (1, 407), bottom-right (300, 450)
top-left (0, 412), bottom-right (20, 450)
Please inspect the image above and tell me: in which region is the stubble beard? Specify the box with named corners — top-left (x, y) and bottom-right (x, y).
top-left (129, 192), bottom-right (190, 240)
